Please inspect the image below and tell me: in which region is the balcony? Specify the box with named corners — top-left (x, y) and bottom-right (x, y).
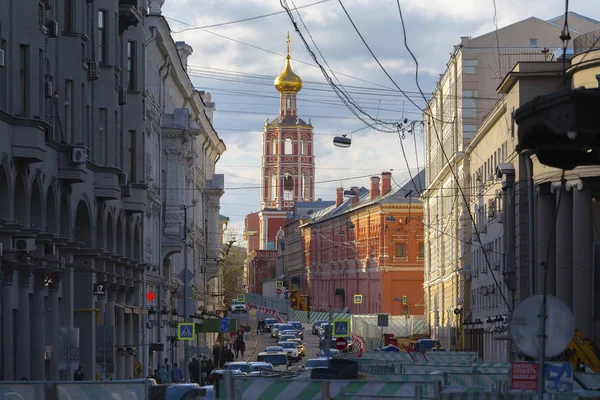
top-left (57, 148), bottom-right (88, 184)
top-left (7, 117), bottom-right (48, 164)
top-left (118, 0), bottom-right (143, 34)
top-left (94, 172), bottom-right (122, 200)
top-left (123, 183), bottom-right (147, 214)
top-left (573, 31), bottom-right (600, 56)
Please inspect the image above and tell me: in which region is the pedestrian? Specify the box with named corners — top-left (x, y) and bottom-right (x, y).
top-left (171, 362), bottom-right (183, 383)
top-left (74, 366), bottom-right (84, 381)
top-left (239, 340), bottom-right (246, 359)
top-left (188, 357), bottom-right (198, 384)
top-left (158, 364), bottom-right (169, 384)
top-left (235, 334), bottom-right (244, 359)
top-left (212, 343), bottom-right (221, 367)
top-left (152, 369), bottom-right (160, 382)
top-left (227, 346), bottom-right (234, 363)
top-left (164, 358), bottom-right (172, 382)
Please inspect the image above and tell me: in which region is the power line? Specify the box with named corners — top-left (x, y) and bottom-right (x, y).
top-left (169, 0), bottom-right (330, 33)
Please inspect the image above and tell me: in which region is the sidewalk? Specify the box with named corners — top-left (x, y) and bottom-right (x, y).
top-left (247, 333), bottom-right (262, 362)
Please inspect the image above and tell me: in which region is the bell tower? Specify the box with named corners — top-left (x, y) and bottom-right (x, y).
top-left (261, 33), bottom-right (315, 211)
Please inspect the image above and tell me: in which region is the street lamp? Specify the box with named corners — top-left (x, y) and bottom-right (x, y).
top-left (333, 135), bottom-right (351, 148)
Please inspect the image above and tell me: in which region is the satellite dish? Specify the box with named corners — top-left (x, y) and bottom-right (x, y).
top-left (510, 295), bottom-right (574, 358)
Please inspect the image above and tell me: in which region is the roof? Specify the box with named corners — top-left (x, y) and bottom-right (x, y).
top-left (293, 200), bottom-right (336, 219)
top-left (267, 116), bottom-right (309, 126)
top-left (219, 214), bottom-right (229, 221)
top-left (546, 11), bottom-right (600, 26)
top-left (300, 170), bottom-right (425, 228)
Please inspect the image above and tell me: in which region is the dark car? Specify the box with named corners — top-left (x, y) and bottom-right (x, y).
top-left (312, 320), bottom-right (327, 335)
top-left (264, 318), bottom-right (278, 333)
top-left (149, 383), bottom-right (203, 400)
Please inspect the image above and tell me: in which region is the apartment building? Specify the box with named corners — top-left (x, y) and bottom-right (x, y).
top-left (0, 0), bottom-right (224, 381)
top-left (423, 12), bottom-right (600, 354)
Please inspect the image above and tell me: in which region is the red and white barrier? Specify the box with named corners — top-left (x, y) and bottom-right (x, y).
top-left (351, 332), bottom-right (365, 358)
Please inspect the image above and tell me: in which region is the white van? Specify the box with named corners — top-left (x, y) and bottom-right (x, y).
top-left (256, 351), bottom-right (291, 372)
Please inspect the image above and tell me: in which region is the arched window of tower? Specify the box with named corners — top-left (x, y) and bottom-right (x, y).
top-left (301, 139), bottom-right (308, 155)
top-left (283, 174), bottom-right (294, 200)
top-left (271, 138), bottom-right (277, 155)
top-left (284, 138), bottom-right (293, 155)
top-left (270, 174), bottom-right (277, 200)
top-left (302, 173), bottom-right (310, 199)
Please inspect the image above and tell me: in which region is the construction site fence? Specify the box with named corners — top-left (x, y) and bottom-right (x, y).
top-left (246, 293), bottom-right (289, 315)
top-left (0, 380), bottom-right (147, 400)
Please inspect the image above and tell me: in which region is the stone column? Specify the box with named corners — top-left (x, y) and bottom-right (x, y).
top-left (2, 269), bottom-right (16, 380)
top-left (105, 286), bottom-right (117, 379)
top-left (59, 251), bottom-right (75, 328)
top-left (555, 183), bottom-right (573, 309)
top-left (536, 183), bottom-right (556, 295)
top-left (125, 312), bottom-right (134, 378)
top-left (30, 272), bottom-right (47, 381)
top-left (47, 281), bottom-right (61, 380)
top-left (116, 290), bottom-right (125, 380)
top-left (16, 271), bottom-right (31, 380)
top-left (74, 256), bottom-right (97, 380)
top-left (572, 182), bottom-right (594, 338)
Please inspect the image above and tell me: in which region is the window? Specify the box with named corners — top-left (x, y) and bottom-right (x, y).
top-left (286, 98), bottom-right (291, 108)
top-left (271, 139), bottom-right (276, 155)
top-left (284, 138), bottom-right (293, 154)
top-left (301, 139), bottom-right (308, 155)
top-left (283, 175), bottom-right (294, 200)
top-left (270, 175), bottom-right (277, 200)
top-left (462, 59), bottom-right (478, 74)
top-left (64, 0), bottom-right (74, 32)
top-left (463, 124), bottom-right (477, 139)
top-left (97, 10), bottom-right (107, 64)
top-left (419, 244), bottom-right (425, 258)
top-left (127, 41), bottom-right (136, 90)
top-left (80, 43), bottom-right (86, 62)
top-left (96, 108), bottom-right (107, 163)
top-left (64, 80), bottom-right (73, 142)
top-left (395, 244), bottom-right (405, 258)
top-left (38, 49), bottom-right (44, 118)
top-left (529, 38), bottom-right (538, 48)
top-left (302, 174), bottom-right (310, 199)
top-left (128, 131), bottom-right (136, 181)
top-left (38, 3), bottom-right (44, 26)
top-left (85, 105), bottom-right (90, 147)
top-left (19, 45), bottom-right (29, 116)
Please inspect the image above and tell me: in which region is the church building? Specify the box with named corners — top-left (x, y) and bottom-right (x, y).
top-left (244, 34), bottom-right (315, 295)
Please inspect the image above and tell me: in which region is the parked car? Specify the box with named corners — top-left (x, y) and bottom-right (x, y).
top-left (264, 318), bottom-right (278, 333)
top-left (312, 320), bottom-right (328, 335)
top-left (148, 383), bottom-right (202, 400)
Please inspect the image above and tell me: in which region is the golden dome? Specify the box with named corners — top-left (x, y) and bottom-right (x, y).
top-left (274, 33), bottom-right (303, 93)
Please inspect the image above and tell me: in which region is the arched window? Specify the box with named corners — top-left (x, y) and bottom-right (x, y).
top-left (284, 138), bottom-right (293, 155)
top-left (283, 174), bottom-right (294, 200)
top-left (271, 139), bottom-right (277, 155)
top-left (301, 139), bottom-right (308, 155)
top-left (270, 174), bottom-right (277, 200)
top-left (302, 173), bottom-right (310, 199)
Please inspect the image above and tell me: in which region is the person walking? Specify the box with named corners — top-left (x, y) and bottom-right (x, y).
top-left (171, 363), bottom-right (183, 383)
top-left (212, 343), bottom-right (221, 368)
top-left (157, 364), bottom-right (169, 384)
top-left (74, 367), bottom-right (84, 381)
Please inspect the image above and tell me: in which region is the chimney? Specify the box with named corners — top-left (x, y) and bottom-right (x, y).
top-left (351, 186), bottom-right (360, 205)
top-left (176, 41), bottom-right (193, 71)
top-left (381, 172), bottom-right (392, 196)
top-left (336, 187), bottom-right (344, 207)
top-left (370, 176), bottom-right (380, 200)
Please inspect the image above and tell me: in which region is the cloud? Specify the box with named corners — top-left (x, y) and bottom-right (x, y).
top-left (160, 0), bottom-right (600, 225)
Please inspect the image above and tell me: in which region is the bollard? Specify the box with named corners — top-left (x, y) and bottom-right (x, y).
top-left (322, 381), bottom-right (332, 400)
top-left (223, 369), bottom-right (234, 400)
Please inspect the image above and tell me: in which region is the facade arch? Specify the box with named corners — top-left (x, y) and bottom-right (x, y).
top-left (125, 220), bottom-right (133, 258)
top-left (0, 163), bottom-right (10, 221)
top-left (96, 207), bottom-right (105, 249)
top-left (30, 178), bottom-right (44, 230)
top-left (14, 171), bottom-right (28, 225)
top-left (133, 224), bottom-right (141, 262)
top-left (59, 191), bottom-right (71, 238)
top-left (105, 211), bottom-right (115, 252)
top-left (74, 198), bottom-right (93, 246)
top-left (45, 185), bottom-right (58, 234)
top-left (116, 213), bottom-right (124, 256)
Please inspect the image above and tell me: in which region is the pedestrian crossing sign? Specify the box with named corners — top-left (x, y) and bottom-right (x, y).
top-left (237, 294), bottom-right (245, 303)
top-left (177, 322), bottom-right (195, 341)
top-left (276, 280), bottom-right (284, 289)
top-left (332, 319), bottom-right (350, 337)
top-left (353, 294), bottom-right (363, 304)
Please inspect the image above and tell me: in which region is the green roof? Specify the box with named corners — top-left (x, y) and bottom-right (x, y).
top-left (219, 214), bottom-right (229, 221)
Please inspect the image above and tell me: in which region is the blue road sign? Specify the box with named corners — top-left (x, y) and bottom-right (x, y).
top-left (332, 319), bottom-right (350, 337)
top-left (219, 317), bottom-right (230, 333)
top-left (177, 323), bottom-right (195, 341)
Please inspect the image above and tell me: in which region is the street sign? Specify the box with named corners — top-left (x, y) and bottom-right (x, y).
top-left (402, 295), bottom-right (407, 305)
top-left (276, 288), bottom-right (283, 295)
top-left (335, 336), bottom-right (348, 350)
top-left (276, 280), bottom-right (283, 289)
top-left (332, 319), bottom-right (350, 337)
top-left (237, 294), bottom-right (246, 303)
top-left (94, 283), bottom-right (106, 296)
top-left (353, 294), bottom-right (362, 304)
top-left (377, 314), bottom-right (389, 327)
top-left (545, 362), bottom-right (573, 393)
top-left (511, 362), bottom-right (538, 391)
top-left (177, 322), bottom-right (195, 341)
top-left (219, 317), bottom-right (231, 333)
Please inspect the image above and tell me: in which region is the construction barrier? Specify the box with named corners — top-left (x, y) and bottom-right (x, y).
top-left (358, 351), bottom-right (479, 364)
top-left (218, 378), bottom-right (442, 399)
top-left (0, 380), bottom-right (147, 399)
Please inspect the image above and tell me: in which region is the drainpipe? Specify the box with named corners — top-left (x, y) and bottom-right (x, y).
top-left (525, 156), bottom-right (535, 297)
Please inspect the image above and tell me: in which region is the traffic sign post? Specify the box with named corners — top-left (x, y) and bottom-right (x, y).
top-left (332, 319), bottom-right (350, 337)
top-left (219, 318), bottom-right (231, 333)
top-left (353, 294), bottom-right (362, 304)
top-left (276, 288), bottom-right (283, 295)
top-left (335, 337), bottom-right (348, 350)
top-left (177, 323), bottom-right (195, 341)
top-left (276, 281), bottom-right (283, 289)
top-left (237, 294), bottom-right (245, 303)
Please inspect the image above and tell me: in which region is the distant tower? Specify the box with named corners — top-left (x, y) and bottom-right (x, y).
top-left (261, 33), bottom-right (315, 211)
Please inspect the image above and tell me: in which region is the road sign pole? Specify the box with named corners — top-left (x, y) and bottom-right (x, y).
top-left (183, 205), bottom-right (190, 382)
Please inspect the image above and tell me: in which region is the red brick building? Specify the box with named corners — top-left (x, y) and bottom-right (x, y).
top-left (244, 34), bottom-right (315, 294)
top-left (301, 171), bottom-right (426, 315)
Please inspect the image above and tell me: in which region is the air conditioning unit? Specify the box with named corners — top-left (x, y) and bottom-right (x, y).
top-left (70, 147), bottom-right (87, 164)
top-left (0, 48), bottom-right (4, 68)
top-left (118, 172), bottom-right (128, 186)
top-left (118, 87), bottom-right (127, 105)
top-left (47, 20), bottom-right (59, 38)
top-left (45, 80), bottom-right (53, 98)
top-left (59, 257), bottom-right (66, 269)
top-left (44, 0), bottom-right (53, 9)
top-left (88, 61), bottom-right (99, 80)
top-left (13, 237), bottom-right (36, 252)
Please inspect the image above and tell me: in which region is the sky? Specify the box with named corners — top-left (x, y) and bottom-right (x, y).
top-left (162, 0), bottom-right (599, 235)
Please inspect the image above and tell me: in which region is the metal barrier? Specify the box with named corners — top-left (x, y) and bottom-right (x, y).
top-left (0, 380), bottom-right (148, 400)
